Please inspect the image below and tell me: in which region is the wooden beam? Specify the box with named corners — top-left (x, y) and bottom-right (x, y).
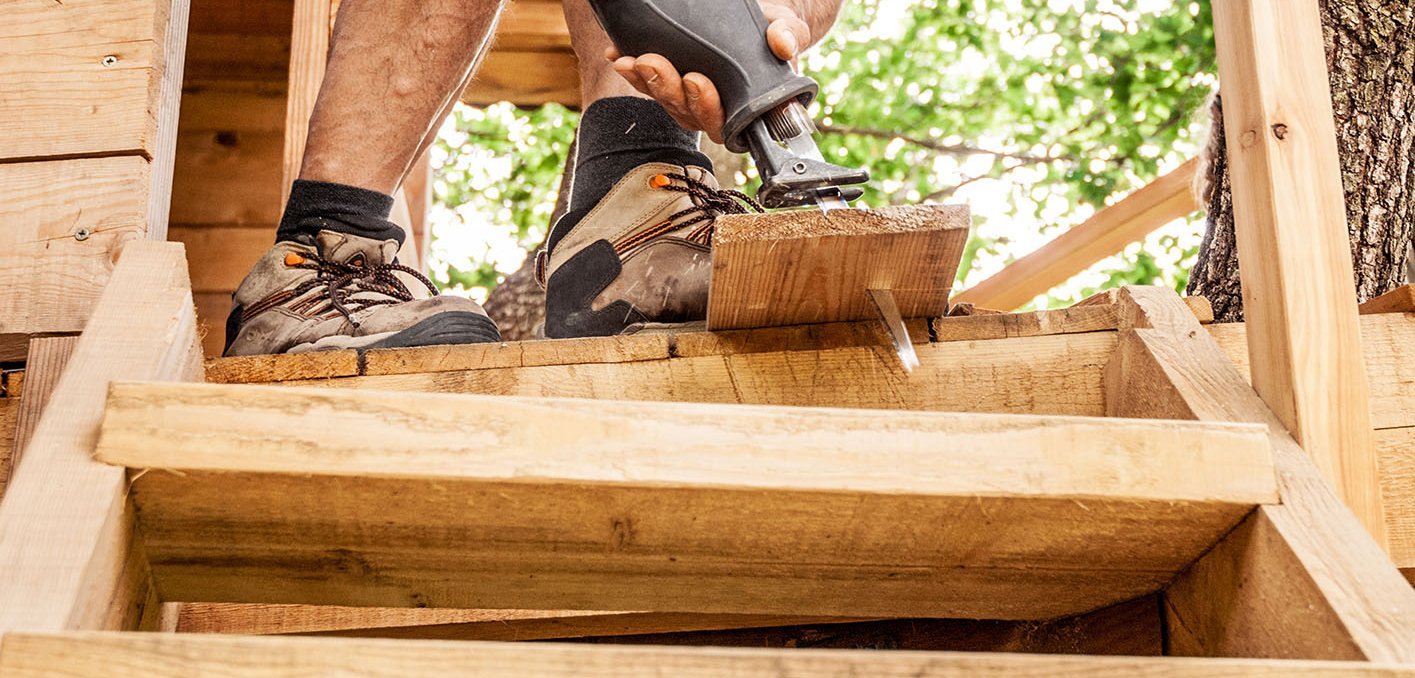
top-left (0, 157), bottom-right (152, 337)
top-left (1212, 0), bottom-right (1384, 544)
top-left (282, 0), bottom-right (334, 199)
top-left (1360, 285), bottom-right (1415, 315)
top-left (1102, 287), bottom-right (1415, 661)
top-left (952, 158), bottom-right (1199, 311)
top-left (2, 337), bottom-right (79, 501)
top-left (0, 242), bottom-right (204, 634)
top-left (98, 383), bottom-right (1274, 619)
top-left (462, 49), bottom-right (581, 107)
top-left (175, 605), bottom-right (864, 641)
top-left (932, 295), bottom-right (1210, 343)
top-left (5, 632), bottom-right (1415, 677)
top-left (1377, 426), bottom-right (1415, 582)
top-left (707, 205), bottom-right (969, 330)
top-left (0, 0), bottom-right (185, 163)
top-left (276, 332), bottom-right (1122, 418)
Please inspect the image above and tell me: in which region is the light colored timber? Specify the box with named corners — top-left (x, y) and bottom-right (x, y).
top-left (2, 337), bottom-right (79, 500)
top-left (1212, 0), bottom-right (1384, 544)
top-left (0, 157), bottom-right (152, 337)
top-left (1376, 427), bottom-right (1415, 582)
top-left (1103, 287), bottom-right (1415, 661)
top-left (952, 158), bottom-right (1199, 311)
top-left (98, 383), bottom-right (1274, 619)
top-left (0, 242), bottom-right (203, 634)
top-left (932, 295), bottom-right (1211, 343)
top-left (1360, 285), bottom-right (1415, 315)
top-left (1207, 313), bottom-right (1415, 431)
top-left (0, 0), bottom-right (182, 162)
top-left (707, 204), bottom-right (970, 330)
top-left (277, 331), bottom-right (1120, 418)
top-left (175, 605), bottom-right (863, 641)
top-left (462, 49), bottom-right (581, 107)
top-left (6, 633), bottom-right (1415, 677)
top-left (282, 0), bottom-right (333, 201)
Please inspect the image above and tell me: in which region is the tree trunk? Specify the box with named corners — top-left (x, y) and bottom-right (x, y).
top-left (1189, 0), bottom-right (1415, 321)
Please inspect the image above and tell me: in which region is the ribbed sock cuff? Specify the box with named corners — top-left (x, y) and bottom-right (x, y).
top-left (276, 179), bottom-right (404, 245)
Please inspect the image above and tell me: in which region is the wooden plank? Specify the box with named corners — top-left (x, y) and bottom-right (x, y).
top-left (1360, 285), bottom-right (1415, 315)
top-left (170, 225), bottom-right (272, 293)
top-left (283, 0), bottom-right (334, 197)
top-left (496, 0), bottom-right (571, 50)
top-left (193, 292), bottom-right (234, 359)
top-left (6, 632), bottom-right (1415, 677)
top-left (0, 0), bottom-right (176, 161)
top-left (171, 131), bottom-right (286, 226)
top-left (1376, 426), bottom-right (1415, 581)
top-left (931, 296), bottom-right (1210, 343)
top-left (0, 241), bottom-right (203, 634)
top-left (953, 158), bottom-right (1199, 311)
top-left (143, 0), bottom-right (189, 242)
top-left (1212, 0), bottom-right (1384, 544)
top-left (462, 49), bottom-right (581, 107)
top-left (282, 332), bottom-right (1120, 418)
top-left (2, 337), bottom-right (80, 501)
top-left (708, 205), bottom-right (969, 330)
top-left (1102, 287), bottom-right (1415, 661)
top-left (99, 382), bottom-right (1274, 619)
top-left (1207, 314), bottom-right (1415, 431)
top-left (176, 605), bottom-right (861, 640)
top-left (0, 157), bottom-right (152, 336)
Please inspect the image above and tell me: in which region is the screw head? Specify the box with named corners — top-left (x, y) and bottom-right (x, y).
top-left (101, 55), bottom-right (118, 67)
top-left (74, 227), bottom-right (91, 241)
top-left (792, 161), bottom-right (808, 174)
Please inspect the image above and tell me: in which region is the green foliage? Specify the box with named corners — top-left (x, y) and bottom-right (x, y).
top-left (431, 0), bottom-right (1218, 304)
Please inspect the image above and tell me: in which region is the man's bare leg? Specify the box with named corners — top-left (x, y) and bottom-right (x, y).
top-left (224, 0), bottom-right (508, 357)
top-left (301, 0), bottom-right (506, 194)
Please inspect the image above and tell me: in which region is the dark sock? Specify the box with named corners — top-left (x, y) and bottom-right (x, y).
top-left (275, 179), bottom-right (404, 245)
top-left (548, 97), bottom-right (713, 252)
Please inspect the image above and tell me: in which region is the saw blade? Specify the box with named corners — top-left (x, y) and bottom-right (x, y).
top-left (866, 288), bottom-right (920, 373)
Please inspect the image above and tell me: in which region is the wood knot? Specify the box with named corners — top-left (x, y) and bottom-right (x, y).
top-left (1240, 130), bottom-right (1259, 148)
top-left (1271, 123), bottom-right (1290, 141)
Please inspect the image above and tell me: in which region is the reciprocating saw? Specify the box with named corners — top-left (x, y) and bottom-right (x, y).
top-left (586, 0), bottom-right (869, 211)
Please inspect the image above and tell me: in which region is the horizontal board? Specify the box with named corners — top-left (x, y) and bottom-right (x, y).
top-left (1, 0), bottom-right (175, 160)
top-left (5, 632), bottom-right (1413, 677)
top-left (99, 382), bottom-right (1274, 619)
top-left (708, 205), bottom-right (970, 330)
top-left (0, 157), bottom-right (153, 336)
top-left (1377, 426), bottom-right (1415, 580)
top-left (463, 49), bottom-right (580, 107)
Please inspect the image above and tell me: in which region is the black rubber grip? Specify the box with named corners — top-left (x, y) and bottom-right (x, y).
top-left (587, 0), bottom-right (819, 153)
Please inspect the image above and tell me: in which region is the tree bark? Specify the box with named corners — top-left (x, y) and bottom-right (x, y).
top-left (1189, 0), bottom-right (1415, 321)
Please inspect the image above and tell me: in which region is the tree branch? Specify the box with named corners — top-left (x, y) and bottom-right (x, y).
top-left (817, 124), bottom-right (1070, 164)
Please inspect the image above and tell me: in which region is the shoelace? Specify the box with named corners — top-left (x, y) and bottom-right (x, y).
top-left (657, 171), bottom-right (765, 246)
top-left (284, 253), bottom-right (439, 329)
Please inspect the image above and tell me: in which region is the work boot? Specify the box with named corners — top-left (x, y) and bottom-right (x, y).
top-left (224, 230), bottom-right (501, 356)
top-left (539, 162), bottom-right (762, 338)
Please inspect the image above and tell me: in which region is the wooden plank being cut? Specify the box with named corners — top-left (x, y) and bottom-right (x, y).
top-left (707, 204), bottom-right (969, 330)
top-left (1212, 0), bottom-right (1384, 544)
top-left (0, 242), bottom-right (204, 634)
top-left (98, 382), bottom-right (1274, 619)
top-left (5, 632), bottom-right (1415, 677)
top-left (1103, 287), bottom-right (1415, 661)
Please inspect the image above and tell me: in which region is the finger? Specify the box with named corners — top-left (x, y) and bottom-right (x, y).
top-left (605, 46), bottom-right (622, 62)
top-left (766, 16), bottom-right (811, 62)
top-left (683, 73), bottom-right (726, 144)
top-left (634, 53), bottom-right (688, 113)
top-left (613, 56), bottom-right (653, 97)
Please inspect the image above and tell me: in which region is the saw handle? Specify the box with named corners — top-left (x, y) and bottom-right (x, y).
top-left (587, 0), bottom-right (819, 153)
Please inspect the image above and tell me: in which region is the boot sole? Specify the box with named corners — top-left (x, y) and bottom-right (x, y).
top-left (288, 312), bottom-right (502, 354)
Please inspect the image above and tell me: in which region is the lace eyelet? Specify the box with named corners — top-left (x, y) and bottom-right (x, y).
top-left (648, 174), bottom-right (672, 190)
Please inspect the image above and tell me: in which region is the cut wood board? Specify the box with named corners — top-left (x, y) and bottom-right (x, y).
top-left (3, 337), bottom-right (79, 500)
top-left (1360, 285), bottom-right (1415, 315)
top-left (932, 296), bottom-right (1211, 343)
top-left (98, 382), bottom-right (1274, 619)
top-left (0, 157), bottom-right (152, 337)
top-left (0, 241), bottom-right (203, 634)
top-left (707, 204), bottom-right (970, 330)
top-left (6, 632), bottom-right (1415, 677)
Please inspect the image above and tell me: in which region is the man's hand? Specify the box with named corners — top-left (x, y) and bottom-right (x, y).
top-left (606, 1), bottom-right (839, 144)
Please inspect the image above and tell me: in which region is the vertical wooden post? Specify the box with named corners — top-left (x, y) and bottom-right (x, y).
top-left (282, 0), bottom-right (335, 199)
top-left (1211, 0), bottom-right (1385, 545)
top-left (2, 336), bottom-right (80, 498)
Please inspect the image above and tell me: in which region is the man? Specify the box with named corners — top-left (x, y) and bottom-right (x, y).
top-left (224, 0), bottom-right (845, 356)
